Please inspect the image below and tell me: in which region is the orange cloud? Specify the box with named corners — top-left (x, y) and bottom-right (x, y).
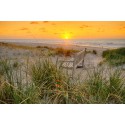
top-left (97, 28), bottom-right (104, 32)
top-left (39, 27), bottom-right (48, 32)
top-left (27, 31), bottom-right (31, 33)
top-left (54, 33), bottom-right (59, 35)
top-left (43, 21), bottom-right (49, 23)
top-left (80, 26), bottom-right (83, 29)
top-left (80, 25), bottom-right (91, 29)
top-left (70, 32), bottom-right (73, 34)
top-left (39, 27), bottom-right (45, 30)
top-left (20, 28), bottom-right (29, 30)
top-left (30, 22), bottom-right (39, 24)
top-left (120, 26), bottom-right (125, 29)
top-left (51, 23), bottom-right (56, 25)
top-left (82, 25), bottom-right (91, 28)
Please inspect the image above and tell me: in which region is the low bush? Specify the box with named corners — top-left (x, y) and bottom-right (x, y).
top-left (102, 48), bottom-right (125, 66)
top-left (93, 50), bottom-right (97, 55)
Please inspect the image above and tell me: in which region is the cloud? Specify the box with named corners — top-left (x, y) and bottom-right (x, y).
top-left (27, 31), bottom-right (31, 34)
top-left (43, 21), bottom-right (49, 23)
top-left (120, 26), bottom-right (125, 30)
top-left (54, 33), bottom-right (59, 35)
top-left (39, 27), bottom-right (45, 30)
top-left (70, 32), bottom-right (73, 34)
top-left (42, 30), bottom-right (47, 32)
top-left (20, 28), bottom-right (29, 30)
top-left (82, 25), bottom-right (89, 27)
top-left (53, 32), bottom-right (66, 35)
top-left (97, 28), bottom-right (104, 32)
top-left (30, 22), bottom-right (39, 24)
top-left (80, 25), bottom-right (91, 29)
top-left (80, 26), bottom-right (83, 28)
top-left (51, 23), bottom-right (56, 25)
top-left (39, 27), bottom-right (47, 32)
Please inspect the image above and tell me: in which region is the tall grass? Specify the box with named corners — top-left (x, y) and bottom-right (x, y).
top-left (0, 57), bottom-right (125, 104)
top-left (85, 67), bottom-right (125, 103)
top-left (0, 59), bottom-right (41, 104)
top-left (30, 58), bottom-right (71, 103)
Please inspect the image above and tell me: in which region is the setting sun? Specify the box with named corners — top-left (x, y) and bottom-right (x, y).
top-left (63, 33), bottom-right (70, 39)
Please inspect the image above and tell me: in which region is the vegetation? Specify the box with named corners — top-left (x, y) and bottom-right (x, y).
top-left (54, 47), bottom-right (78, 56)
top-left (0, 42), bottom-right (125, 103)
top-left (102, 48), bottom-right (125, 66)
top-left (93, 50), bottom-right (97, 55)
top-left (36, 45), bottom-right (79, 56)
top-left (0, 42), bottom-right (35, 50)
top-left (0, 57), bottom-right (125, 104)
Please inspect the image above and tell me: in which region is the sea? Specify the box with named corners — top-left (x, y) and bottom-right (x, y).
top-left (0, 39), bottom-right (125, 49)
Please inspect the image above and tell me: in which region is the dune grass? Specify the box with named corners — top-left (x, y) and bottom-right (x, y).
top-left (102, 48), bottom-right (125, 66)
top-left (0, 42), bottom-right (35, 50)
top-left (36, 45), bottom-right (79, 57)
top-left (92, 50), bottom-right (97, 55)
top-left (0, 56), bottom-right (125, 104)
top-left (54, 47), bottom-right (78, 56)
top-left (85, 67), bottom-right (125, 103)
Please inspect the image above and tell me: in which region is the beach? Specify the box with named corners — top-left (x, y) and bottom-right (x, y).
top-left (0, 41), bottom-right (106, 66)
top-left (0, 41), bottom-right (121, 80)
top-left (0, 41), bottom-right (125, 104)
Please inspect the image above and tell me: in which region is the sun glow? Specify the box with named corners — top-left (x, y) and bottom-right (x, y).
top-left (65, 36), bottom-right (69, 39)
top-left (63, 33), bottom-right (70, 39)
top-left (0, 21), bottom-right (125, 39)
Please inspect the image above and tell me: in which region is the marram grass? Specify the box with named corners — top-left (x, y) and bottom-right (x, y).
top-left (0, 57), bottom-right (125, 104)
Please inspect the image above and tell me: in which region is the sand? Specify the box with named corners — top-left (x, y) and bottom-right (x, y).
top-left (0, 42), bottom-right (105, 66)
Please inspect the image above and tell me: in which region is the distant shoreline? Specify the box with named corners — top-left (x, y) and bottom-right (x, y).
top-left (7, 42), bottom-right (108, 51)
top-left (0, 39), bottom-right (124, 49)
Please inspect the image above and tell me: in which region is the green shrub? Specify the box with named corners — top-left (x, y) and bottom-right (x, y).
top-left (36, 46), bottom-right (42, 48)
top-left (102, 48), bottom-right (125, 66)
top-left (93, 50), bottom-right (97, 55)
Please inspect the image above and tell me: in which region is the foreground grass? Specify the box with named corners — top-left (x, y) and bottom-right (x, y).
top-left (0, 56), bottom-right (125, 103)
top-left (102, 48), bottom-right (125, 66)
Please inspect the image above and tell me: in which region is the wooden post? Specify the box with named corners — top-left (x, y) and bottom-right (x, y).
top-left (82, 48), bottom-right (87, 68)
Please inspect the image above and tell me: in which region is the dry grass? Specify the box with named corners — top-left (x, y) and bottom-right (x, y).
top-left (36, 45), bottom-right (79, 56)
top-left (0, 42), bottom-right (35, 50)
top-left (0, 56), bottom-right (125, 104)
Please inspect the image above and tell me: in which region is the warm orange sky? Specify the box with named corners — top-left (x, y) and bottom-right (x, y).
top-left (0, 21), bottom-right (125, 39)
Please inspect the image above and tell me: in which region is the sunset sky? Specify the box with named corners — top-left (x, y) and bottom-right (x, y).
top-left (0, 21), bottom-right (125, 39)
